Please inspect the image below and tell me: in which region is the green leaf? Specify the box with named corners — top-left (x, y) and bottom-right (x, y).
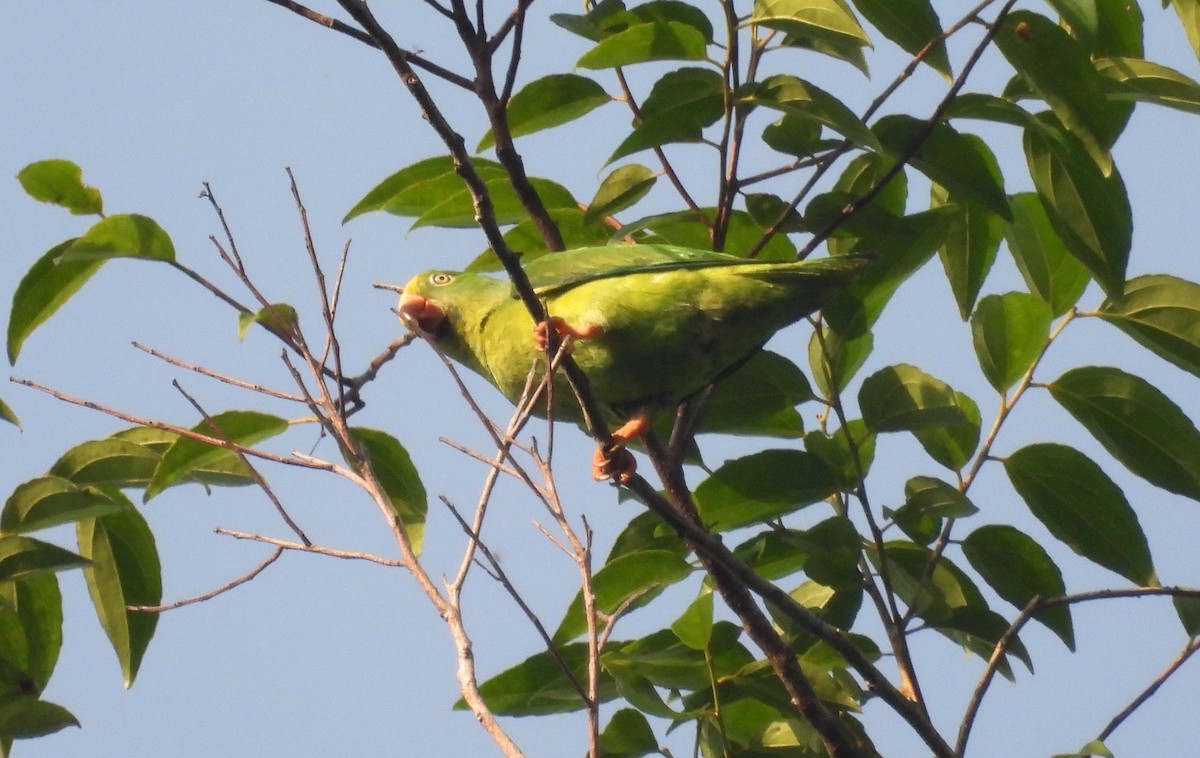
top-left (995, 11), bottom-right (1126, 172)
top-left (1, 477), bottom-right (128, 534)
top-left (1174, 595), bottom-right (1200, 637)
top-left (821, 206), bottom-right (953, 336)
top-left (749, 0), bottom-right (871, 49)
top-left (467, 209), bottom-right (616, 271)
top-left (76, 512), bottom-right (160, 690)
top-left (0, 574), bottom-right (63, 694)
top-left (0, 696), bottom-right (79, 739)
top-left (599, 708), bottom-right (659, 758)
top-left (874, 115), bottom-right (1010, 219)
top-left (851, 0), bottom-right (950, 78)
top-left (875, 541), bottom-right (985, 622)
top-left (555, 550), bottom-right (692, 643)
top-left (931, 189), bottom-right (1006, 319)
top-left (671, 592), bottom-right (714, 650)
top-left (144, 411), bottom-right (289, 501)
top-left (809, 324), bottom-right (873, 396)
top-left (1004, 443), bottom-right (1155, 585)
top-left (577, 21), bottom-right (708, 69)
top-left (962, 524), bottom-right (1074, 649)
top-left (889, 476), bottom-right (978, 544)
top-left (913, 391), bottom-right (981, 471)
top-left (1169, 0), bottom-right (1200, 61)
top-left (552, 0), bottom-right (715, 43)
top-left (1049, 366), bottom-right (1200, 502)
top-left (414, 177), bottom-right (577, 229)
top-left (470, 642), bottom-right (608, 715)
top-left (803, 419), bottom-right (875, 489)
top-left (762, 113), bottom-right (823, 157)
top-left (1024, 121), bottom-right (1131, 296)
top-left (0, 537), bottom-right (87, 583)
top-left (1098, 274), bottom-right (1200, 378)
top-left (16, 159), bottom-right (102, 215)
top-left (1005, 192), bottom-right (1091, 316)
top-left (697, 351), bottom-right (813, 438)
top-left (478, 74), bottom-right (610, 151)
top-left (49, 439), bottom-right (161, 488)
top-left (694, 450), bottom-right (839, 531)
top-left (944, 92), bottom-right (1046, 132)
top-left (585, 165), bottom-right (657, 223)
top-left (60, 214), bottom-right (175, 262)
top-left (348, 428), bottom-right (427, 554)
top-left (613, 208), bottom-right (797, 260)
top-left (1053, 739), bottom-right (1114, 758)
top-left (970, 292), bottom-right (1053, 392)
top-left (237, 303), bottom-right (299, 342)
top-left (1046, 0), bottom-right (1098, 42)
top-left (747, 74), bottom-right (879, 150)
top-left (0, 398), bottom-right (18, 429)
top-left (1096, 57), bottom-right (1200, 115)
top-left (608, 68), bottom-right (725, 162)
top-left (78, 506), bottom-right (161, 687)
top-left (7, 240), bottom-right (105, 364)
top-left (859, 364), bottom-right (965, 433)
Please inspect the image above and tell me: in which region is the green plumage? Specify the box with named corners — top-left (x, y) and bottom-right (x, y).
top-left (398, 244), bottom-right (868, 425)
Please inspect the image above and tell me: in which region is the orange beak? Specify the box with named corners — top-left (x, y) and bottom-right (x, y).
top-left (397, 276), bottom-right (446, 334)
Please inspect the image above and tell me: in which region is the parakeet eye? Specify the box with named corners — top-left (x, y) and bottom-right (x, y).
top-left (429, 272), bottom-right (454, 286)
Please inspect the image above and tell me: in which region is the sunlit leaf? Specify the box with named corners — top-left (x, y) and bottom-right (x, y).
top-left (237, 303), bottom-right (299, 342)
top-left (468, 643), bottom-right (610, 715)
top-left (1168, 0), bottom-right (1200, 61)
top-left (610, 68), bottom-right (724, 161)
top-left (555, 550), bottom-right (692, 643)
top-left (60, 214), bottom-right (175, 262)
top-left (962, 524), bottom-right (1074, 648)
top-left (1049, 366), bottom-right (1200, 502)
top-left (698, 351), bottom-right (813, 438)
top-left (586, 165), bottom-right (657, 223)
top-left (0, 536), bottom-right (87, 583)
top-left (1024, 122), bottom-right (1131, 296)
top-left (749, 0), bottom-right (871, 49)
top-left (1096, 57), bottom-right (1200, 115)
top-left (931, 188), bottom-right (1006, 319)
top-left (77, 505), bottom-right (160, 687)
top-left (803, 419), bottom-right (875, 489)
top-left (996, 11), bottom-right (1126, 172)
top-left (1, 477), bottom-right (127, 535)
top-left (577, 21), bottom-right (708, 68)
top-left (144, 411), bottom-right (288, 501)
top-left (889, 476), bottom-right (978, 544)
top-left (874, 115), bottom-right (1011, 219)
top-left (48, 439), bottom-right (161, 488)
top-left (970, 292), bottom-right (1053, 392)
top-left (809, 324), bottom-right (873, 396)
top-left (913, 391), bottom-right (981, 471)
top-left (16, 159), bottom-right (102, 216)
top-left (1004, 443), bottom-right (1155, 585)
top-left (348, 428), bottom-right (427, 554)
top-left (0, 696), bottom-right (79, 738)
top-left (747, 74), bottom-right (879, 150)
top-left (0, 574), bottom-right (63, 693)
top-left (478, 74), bottom-right (610, 150)
top-left (852, 0), bottom-right (950, 78)
top-left (694, 450), bottom-right (838, 531)
top-left (1098, 274), bottom-right (1200, 378)
top-left (1005, 192), bottom-right (1091, 316)
top-left (599, 708), bottom-right (659, 758)
top-left (7, 241), bottom-right (105, 364)
top-left (859, 364), bottom-right (965, 433)
top-left (671, 592), bottom-right (714, 651)
top-left (0, 398), bottom-right (18, 429)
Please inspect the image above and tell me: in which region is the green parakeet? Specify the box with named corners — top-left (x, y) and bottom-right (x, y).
top-left (395, 244), bottom-right (869, 482)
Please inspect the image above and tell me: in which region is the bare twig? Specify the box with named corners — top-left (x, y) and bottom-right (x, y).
top-left (133, 341), bottom-right (305, 402)
top-left (216, 528), bottom-right (405, 566)
top-left (129, 547), bottom-right (285, 612)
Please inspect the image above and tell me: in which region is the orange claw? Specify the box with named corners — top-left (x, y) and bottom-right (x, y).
top-left (534, 316), bottom-right (604, 352)
top-left (592, 414), bottom-right (651, 484)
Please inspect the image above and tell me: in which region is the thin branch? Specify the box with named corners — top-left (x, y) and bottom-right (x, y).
top-left (1098, 635), bottom-right (1200, 743)
top-left (216, 528), bottom-right (405, 566)
top-left (129, 547), bottom-right (284, 612)
top-left (133, 341), bottom-right (305, 402)
top-left (10, 376), bottom-right (336, 472)
top-left (171, 379), bottom-right (311, 545)
top-left (957, 586), bottom-right (1200, 755)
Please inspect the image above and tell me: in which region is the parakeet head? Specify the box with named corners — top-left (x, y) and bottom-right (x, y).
top-left (397, 269), bottom-right (511, 343)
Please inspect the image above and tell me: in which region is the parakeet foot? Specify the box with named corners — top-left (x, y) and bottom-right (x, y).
top-left (592, 415), bottom-right (651, 484)
top-left (534, 316), bottom-right (604, 352)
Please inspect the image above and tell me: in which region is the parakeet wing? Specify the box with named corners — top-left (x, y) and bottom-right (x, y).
top-left (523, 244), bottom-right (743, 296)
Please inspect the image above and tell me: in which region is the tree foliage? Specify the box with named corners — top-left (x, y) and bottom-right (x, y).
top-left (5, 1), bottom-right (1200, 756)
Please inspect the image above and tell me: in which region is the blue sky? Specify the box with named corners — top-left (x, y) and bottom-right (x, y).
top-left (4, 2), bottom-right (1200, 756)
